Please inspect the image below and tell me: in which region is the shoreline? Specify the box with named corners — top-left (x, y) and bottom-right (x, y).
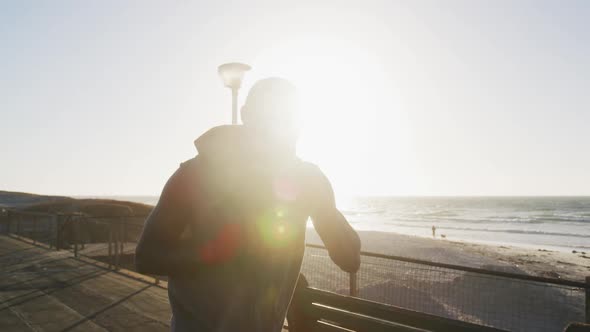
top-left (306, 229), bottom-right (590, 282)
top-left (308, 224), bottom-right (590, 253)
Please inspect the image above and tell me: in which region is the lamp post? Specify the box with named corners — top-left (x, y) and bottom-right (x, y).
top-left (218, 62), bottom-right (251, 124)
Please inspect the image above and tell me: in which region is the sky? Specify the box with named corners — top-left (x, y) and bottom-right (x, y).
top-left (1, 1), bottom-right (589, 197)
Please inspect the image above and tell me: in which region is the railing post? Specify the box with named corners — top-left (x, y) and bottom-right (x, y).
top-left (0, 211), bottom-right (5, 235)
top-left (73, 217), bottom-right (79, 258)
top-left (119, 223), bottom-right (124, 263)
top-left (49, 215), bottom-right (55, 249)
top-left (108, 223), bottom-right (113, 269)
top-left (2, 211), bottom-right (8, 235)
top-left (585, 276), bottom-right (589, 324)
top-left (8, 212), bottom-right (13, 235)
top-left (17, 215), bottom-right (22, 237)
top-left (81, 218), bottom-right (86, 250)
top-left (114, 223), bottom-right (120, 269)
top-left (55, 215), bottom-right (61, 250)
top-left (11, 212), bottom-right (15, 235)
top-left (33, 218), bottom-right (37, 245)
top-left (349, 272), bottom-right (358, 297)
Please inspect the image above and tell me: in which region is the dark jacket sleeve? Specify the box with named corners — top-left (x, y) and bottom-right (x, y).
top-left (135, 158), bottom-right (202, 276)
top-left (306, 165), bottom-right (361, 273)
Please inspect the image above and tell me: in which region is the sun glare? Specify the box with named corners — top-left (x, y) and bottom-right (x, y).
top-left (252, 38), bottom-right (412, 195)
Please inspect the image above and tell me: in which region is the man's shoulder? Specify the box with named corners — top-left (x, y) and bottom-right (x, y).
top-left (294, 160), bottom-right (332, 191)
top-left (179, 156), bottom-right (199, 169)
top-left (167, 156), bottom-right (200, 184)
top-left (293, 161), bottom-right (335, 210)
top-left (295, 160), bottom-right (323, 178)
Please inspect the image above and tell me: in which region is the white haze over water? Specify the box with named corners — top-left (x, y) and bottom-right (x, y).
top-left (93, 196), bottom-right (590, 252)
top-left (339, 197), bottom-right (590, 252)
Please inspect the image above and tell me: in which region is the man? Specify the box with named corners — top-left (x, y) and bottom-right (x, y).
top-left (135, 78), bottom-right (361, 332)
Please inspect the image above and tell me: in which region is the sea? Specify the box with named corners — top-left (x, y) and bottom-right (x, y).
top-left (99, 196), bottom-right (590, 252)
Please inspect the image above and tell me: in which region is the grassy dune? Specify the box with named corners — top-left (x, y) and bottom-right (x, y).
top-left (1, 190), bottom-right (153, 217)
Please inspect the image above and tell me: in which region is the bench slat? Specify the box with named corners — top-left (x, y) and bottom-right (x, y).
top-left (314, 320), bottom-right (355, 332)
top-left (309, 302), bottom-right (430, 332)
top-left (303, 287), bottom-right (507, 332)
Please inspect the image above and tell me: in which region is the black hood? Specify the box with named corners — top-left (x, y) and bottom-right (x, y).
top-left (194, 125), bottom-right (297, 168)
top-left (194, 125), bottom-right (247, 165)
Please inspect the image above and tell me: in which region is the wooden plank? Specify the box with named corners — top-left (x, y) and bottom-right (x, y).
top-left (309, 303), bottom-right (429, 332)
top-left (315, 320), bottom-right (356, 332)
top-left (0, 235), bottom-right (171, 331)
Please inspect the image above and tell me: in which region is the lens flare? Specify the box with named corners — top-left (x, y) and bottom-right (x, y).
top-left (256, 208), bottom-right (294, 248)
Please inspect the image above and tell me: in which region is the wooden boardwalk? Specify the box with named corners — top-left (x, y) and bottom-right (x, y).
top-left (0, 235), bottom-right (171, 331)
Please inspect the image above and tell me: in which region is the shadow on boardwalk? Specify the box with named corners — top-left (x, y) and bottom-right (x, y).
top-left (0, 235), bottom-right (171, 332)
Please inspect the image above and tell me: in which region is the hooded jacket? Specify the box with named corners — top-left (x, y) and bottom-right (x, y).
top-left (136, 125), bottom-right (360, 332)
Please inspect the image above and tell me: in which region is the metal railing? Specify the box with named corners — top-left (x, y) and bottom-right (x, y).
top-left (301, 245), bottom-right (589, 332)
top-left (0, 210), bottom-right (148, 277)
top-left (1, 209), bottom-right (588, 332)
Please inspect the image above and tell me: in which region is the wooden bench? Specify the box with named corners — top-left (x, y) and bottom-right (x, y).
top-left (564, 323), bottom-right (590, 332)
top-left (287, 276), bottom-right (508, 332)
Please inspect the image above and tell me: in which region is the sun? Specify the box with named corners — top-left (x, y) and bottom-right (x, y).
top-left (251, 38), bottom-right (411, 196)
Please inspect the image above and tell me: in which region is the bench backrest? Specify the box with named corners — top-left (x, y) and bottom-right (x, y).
top-left (288, 285), bottom-right (508, 332)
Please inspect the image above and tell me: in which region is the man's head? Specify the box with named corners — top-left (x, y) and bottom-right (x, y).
top-left (241, 78), bottom-right (300, 147)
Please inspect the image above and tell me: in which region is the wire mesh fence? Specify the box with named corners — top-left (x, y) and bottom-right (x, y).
top-left (75, 216), bottom-right (146, 271)
top-left (301, 245), bottom-right (587, 332)
top-left (1, 208), bottom-right (588, 332)
top-left (0, 210), bottom-right (148, 274)
top-left (0, 210), bottom-right (57, 247)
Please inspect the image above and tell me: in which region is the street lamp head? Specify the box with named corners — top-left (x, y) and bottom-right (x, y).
top-left (218, 62), bottom-right (251, 89)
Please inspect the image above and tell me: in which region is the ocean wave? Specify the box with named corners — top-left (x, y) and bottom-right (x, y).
top-left (383, 222), bottom-right (590, 238)
top-left (389, 216), bottom-right (581, 225)
top-left (340, 210), bottom-right (364, 216)
top-left (370, 214), bottom-right (589, 225)
top-left (412, 210), bottom-right (459, 217)
top-left (532, 215), bottom-right (590, 222)
top-left (339, 197), bottom-right (590, 250)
